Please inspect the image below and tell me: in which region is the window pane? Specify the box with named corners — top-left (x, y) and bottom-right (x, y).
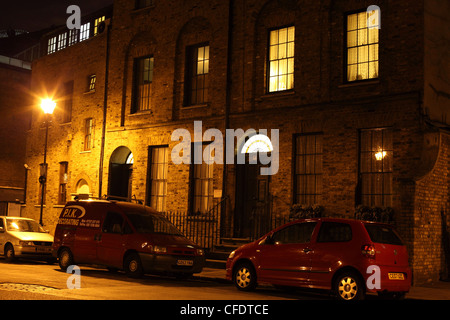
top-left (268, 26), bottom-right (295, 92)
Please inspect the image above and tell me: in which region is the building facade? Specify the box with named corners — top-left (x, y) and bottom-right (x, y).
top-left (22, 0), bottom-right (449, 284)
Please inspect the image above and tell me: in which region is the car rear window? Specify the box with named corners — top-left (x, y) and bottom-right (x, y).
top-left (364, 224), bottom-right (403, 245)
top-left (317, 222), bottom-right (352, 242)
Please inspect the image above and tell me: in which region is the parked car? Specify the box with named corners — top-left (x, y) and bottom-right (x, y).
top-left (53, 199), bottom-right (205, 278)
top-left (0, 216), bottom-right (54, 262)
top-left (226, 218), bottom-right (411, 300)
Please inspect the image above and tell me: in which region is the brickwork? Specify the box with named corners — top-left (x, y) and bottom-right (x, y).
top-left (20, 0), bottom-right (449, 284)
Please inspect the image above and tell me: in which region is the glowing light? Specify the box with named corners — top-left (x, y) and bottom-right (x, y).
top-left (241, 134), bottom-right (274, 153)
top-left (374, 151), bottom-right (387, 161)
top-left (40, 98), bottom-right (56, 114)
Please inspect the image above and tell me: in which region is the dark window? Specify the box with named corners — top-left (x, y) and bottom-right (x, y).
top-left (359, 128), bottom-right (393, 207)
top-left (317, 222), bottom-right (352, 242)
top-left (364, 224), bottom-right (403, 245)
top-left (102, 212), bottom-right (124, 234)
top-left (132, 56), bottom-right (153, 113)
top-left (293, 133), bottom-right (323, 205)
top-left (185, 44), bottom-right (209, 106)
top-left (136, 0), bottom-right (154, 9)
top-left (58, 162), bottom-right (68, 205)
top-left (272, 222), bottom-right (317, 244)
top-left (84, 118), bottom-right (93, 151)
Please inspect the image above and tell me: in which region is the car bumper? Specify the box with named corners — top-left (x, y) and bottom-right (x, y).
top-left (14, 245), bottom-right (53, 259)
top-left (366, 266), bottom-right (412, 293)
top-left (138, 252), bottom-right (205, 274)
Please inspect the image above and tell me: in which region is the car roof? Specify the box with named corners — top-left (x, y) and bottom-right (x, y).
top-left (3, 216), bottom-right (34, 220)
top-left (289, 217), bottom-right (393, 226)
top-left (65, 199), bottom-right (160, 215)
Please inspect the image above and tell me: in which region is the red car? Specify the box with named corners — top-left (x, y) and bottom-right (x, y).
top-left (226, 218), bottom-right (411, 300)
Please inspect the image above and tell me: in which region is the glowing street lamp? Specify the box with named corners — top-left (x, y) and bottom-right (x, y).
top-left (39, 98), bottom-right (56, 226)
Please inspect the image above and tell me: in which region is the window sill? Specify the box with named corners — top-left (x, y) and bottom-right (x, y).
top-left (260, 90), bottom-right (295, 100)
top-left (182, 103), bottom-right (209, 110)
top-left (128, 110), bottom-right (152, 117)
top-left (338, 79), bottom-right (380, 88)
top-left (131, 5), bottom-right (155, 15)
top-left (80, 150), bottom-right (92, 154)
top-left (83, 90), bottom-right (95, 95)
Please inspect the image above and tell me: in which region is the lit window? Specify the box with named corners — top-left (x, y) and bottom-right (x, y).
top-left (268, 26), bottom-right (295, 92)
top-left (80, 22), bottom-right (90, 41)
top-left (190, 142), bottom-right (213, 214)
top-left (68, 29), bottom-right (79, 46)
top-left (346, 11), bottom-right (379, 81)
top-left (57, 33), bottom-right (67, 51)
top-left (186, 44), bottom-right (209, 106)
top-left (47, 36), bottom-right (57, 54)
top-left (359, 128), bottom-right (393, 207)
top-left (132, 56), bottom-right (154, 112)
top-left (147, 146), bottom-right (168, 212)
top-left (94, 16), bottom-right (105, 36)
top-left (88, 75), bottom-right (96, 91)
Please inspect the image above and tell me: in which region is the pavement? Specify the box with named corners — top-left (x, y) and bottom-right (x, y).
top-left (194, 267), bottom-right (450, 300)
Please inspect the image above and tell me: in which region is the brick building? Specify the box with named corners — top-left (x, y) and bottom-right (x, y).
top-left (22, 0), bottom-right (449, 284)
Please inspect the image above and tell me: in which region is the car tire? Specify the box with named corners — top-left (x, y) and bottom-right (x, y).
top-left (58, 248), bottom-right (74, 271)
top-left (4, 244), bottom-right (15, 262)
top-left (334, 272), bottom-right (365, 301)
top-left (233, 262), bottom-right (257, 291)
top-left (124, 253), bottom-right (144, 278)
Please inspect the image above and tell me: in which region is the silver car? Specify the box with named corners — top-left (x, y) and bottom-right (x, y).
top-left (0, 217), bottom-right (54, 262)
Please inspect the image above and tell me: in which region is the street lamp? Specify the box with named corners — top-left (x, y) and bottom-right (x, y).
top-left (39, 98), bottom-right (56, 226)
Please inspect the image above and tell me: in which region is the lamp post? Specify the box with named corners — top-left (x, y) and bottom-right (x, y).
top-left (39, 98), bottom-right (56, 226)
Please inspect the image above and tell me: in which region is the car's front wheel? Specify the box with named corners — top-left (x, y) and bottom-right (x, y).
top-left (334, 272), bottom-right (365, 301)
top-left (58, 248), bottom-right (74, 271)
top-left (4, 244), bottom-right (15, 262)
top-left (233, 262), bottom-right (257, 291)
top-left (124, 253), bottom-right (144, 278)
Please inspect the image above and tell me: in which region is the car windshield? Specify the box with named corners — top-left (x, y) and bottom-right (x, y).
top-left (365, 224), bottom-right (403, 245)
top-left (6, 219), bottom-right (46, 233)
top-left (125, 212), bottom-right (183, 236)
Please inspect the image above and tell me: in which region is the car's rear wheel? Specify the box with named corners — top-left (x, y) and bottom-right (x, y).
top-left (58, 248), bottom-right (74, 271)
top-left (334, 272), bottom-right (364, 301)
top-left (233, 262), bottom-right (257, 291)
top-left (124, 253), bottom-right (144, 278)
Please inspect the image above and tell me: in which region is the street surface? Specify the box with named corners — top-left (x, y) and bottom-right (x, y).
top-left (0, 258), bottom-right (328, 300)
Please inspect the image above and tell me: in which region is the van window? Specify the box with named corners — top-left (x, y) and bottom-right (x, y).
top-left (102, 212), bottom-right (124, 234)
top-left (317, 222), bottom-right (352, 242)
top-left (364, 224), bottom-right (403, 245)
top-left (272, 222), bottom-right (317, 244)
top-left (126, 212), bottom-right (182, 236)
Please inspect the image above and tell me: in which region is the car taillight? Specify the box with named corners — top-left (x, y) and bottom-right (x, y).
top-left (362, 244), bottom-right (376, 259)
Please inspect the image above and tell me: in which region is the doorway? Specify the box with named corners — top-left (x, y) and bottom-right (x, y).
top-left (108, 146), bottom-right (134, 200)
top-left (234, 155), bottom-right (271, 239)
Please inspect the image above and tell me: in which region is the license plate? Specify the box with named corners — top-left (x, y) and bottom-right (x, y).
top-left (388, 273), bottom-right (405, 280)
top-left (37, 247), bottom-right (51, 253)
top-left (177, 259), bottom-right (193, 266)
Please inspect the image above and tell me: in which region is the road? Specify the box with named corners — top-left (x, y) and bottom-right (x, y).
top-left (0, 258), bottom-right (328, 301)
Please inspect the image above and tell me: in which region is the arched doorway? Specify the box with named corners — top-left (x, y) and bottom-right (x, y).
top-left (108, 146), bottom-right (134, 200)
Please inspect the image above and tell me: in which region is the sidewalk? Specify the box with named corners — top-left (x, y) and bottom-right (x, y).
top-left (195, 267), bottom-right (450, 300)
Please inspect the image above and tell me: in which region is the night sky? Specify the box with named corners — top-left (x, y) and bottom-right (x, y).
top-left (0, 0), bottom-right (114, 33)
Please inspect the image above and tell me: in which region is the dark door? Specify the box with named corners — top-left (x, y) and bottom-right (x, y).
top-left (108, 163), bottom-right (132, 199)
top-left (234, 158), bottom-right (270, 239)
top-left (97, 211), bottom-right (128, 268)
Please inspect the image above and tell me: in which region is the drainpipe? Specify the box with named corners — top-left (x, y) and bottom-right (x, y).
top-left (221, 0), bottom-right (234, 239)
top-left (98, 19), bottom-right (112, 198)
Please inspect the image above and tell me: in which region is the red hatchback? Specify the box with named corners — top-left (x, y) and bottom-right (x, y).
top-left (226, 218), bottom-right (411, 300)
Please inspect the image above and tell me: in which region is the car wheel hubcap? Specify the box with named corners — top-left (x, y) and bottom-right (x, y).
top-left (338, 277), bottom-right (358, 300)
top-left (236, 268), bottom-right (251, 288)
top-left (61, 252), bottom-right (69, 266)
top-left (129, 260), bottom-right (138, 272)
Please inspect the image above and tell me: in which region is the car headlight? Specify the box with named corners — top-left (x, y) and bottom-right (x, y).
top-left (196, 249), bottom-right (204, 256)
top-left (228, 250), bottom-right (236, 259)
top-left (19, 241), bottom-right (34, 247)
top-left (153, 245), bottom-right (167, 253)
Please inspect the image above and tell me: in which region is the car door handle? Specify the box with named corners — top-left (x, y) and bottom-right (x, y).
top-left (94, 233), bottom-right (102, 241)
top-left (303, 247), bottom-right (312, 253)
